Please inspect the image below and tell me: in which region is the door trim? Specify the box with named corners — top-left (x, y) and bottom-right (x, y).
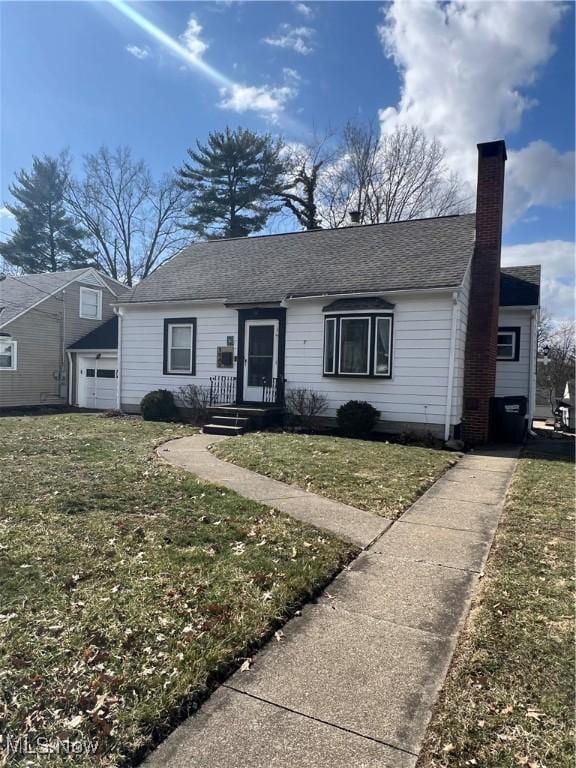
top-left (243, 319), bottom-right (279, 402)
top-left (236, 307), bottom-right (286, 405)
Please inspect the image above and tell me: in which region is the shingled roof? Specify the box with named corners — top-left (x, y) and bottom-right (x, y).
top-left (0, 268), bottom-right (128, 328)
top-left (124, 213), bottom-right (477, 305)
top-left (68, 316), bottom-right (118, 350)
top-left (500, 266), bottom-right (541, 306)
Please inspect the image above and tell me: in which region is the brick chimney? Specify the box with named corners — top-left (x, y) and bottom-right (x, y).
top-left (462, 140), bottom-right (507, 445)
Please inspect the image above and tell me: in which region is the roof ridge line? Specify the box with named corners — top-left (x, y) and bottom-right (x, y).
top-left (179, 212), bottom-right (476, 247)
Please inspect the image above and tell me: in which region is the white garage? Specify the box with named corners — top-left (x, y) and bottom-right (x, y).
top-left (77, 355), bottom-right (118, 410)
top-left (68, 316), bottom-right (119, 411)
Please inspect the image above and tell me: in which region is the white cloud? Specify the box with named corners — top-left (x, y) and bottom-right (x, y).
top-left (180, 15), bottom-right (208, 58)
top-left (294, 3), bottom-right (314, 19)
top-left (505, 141), bottom-right (575, 226)
top-left (0, 207), bottom-right (15, 219)
top-left (502, 240), bottom-right (575, 319)
top-left (282, 67), bottom-right (301, 83)
top-left (126, 44), bottom-right (150, 60)
top-left (218, 66), bottom-right (299, 121)
top-left (263, 25), bottom-right (315, 55)
top-left (219, 82), bottom-right (296, 121)
top-left (377, 1), bottom-right (572, 225)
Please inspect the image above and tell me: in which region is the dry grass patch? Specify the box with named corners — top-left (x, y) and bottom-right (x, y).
top-left (0, 415), bottom-right (353, 766)
top-left (211, 431), bottom-right (457, 518)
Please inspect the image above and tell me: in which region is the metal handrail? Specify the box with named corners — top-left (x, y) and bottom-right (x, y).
top-left (209, 375), bottom-right (236, 406)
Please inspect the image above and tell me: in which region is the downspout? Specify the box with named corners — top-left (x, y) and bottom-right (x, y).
top-left (115, 308), bottom-right (123, 411)
top-left (444, 290), bottom-right (460, 442)
top-left (61, 290), bottom-right (67, 401)
top-left (66, 351), bottom-right (74, 405)
top-left (527, 307), bottom-right (538, 433)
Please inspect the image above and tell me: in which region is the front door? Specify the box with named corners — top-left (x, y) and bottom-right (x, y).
top-left (243, 319), bottom-right (279, 402)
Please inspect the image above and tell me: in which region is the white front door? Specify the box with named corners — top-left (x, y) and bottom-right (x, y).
top-left (78, 356), bottom-right (118, 410)
top-left (243, 320), bottom-right (279, 402)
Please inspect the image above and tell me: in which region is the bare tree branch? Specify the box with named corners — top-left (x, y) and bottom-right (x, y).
top-left (317, 123), bottom-right (471, 228)
top-left (67, 147), bottom-right (191, 286)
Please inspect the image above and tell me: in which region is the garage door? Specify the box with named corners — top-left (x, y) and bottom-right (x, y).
top-left (78, 357), bottom-right (118, 410)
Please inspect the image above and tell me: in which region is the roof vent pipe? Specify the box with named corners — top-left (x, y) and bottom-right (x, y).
top-left (349, 210), bottom-right (361, 225)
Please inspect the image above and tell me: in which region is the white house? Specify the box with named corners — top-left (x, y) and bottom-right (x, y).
top-left (113, 140), bottom-right (540, 445)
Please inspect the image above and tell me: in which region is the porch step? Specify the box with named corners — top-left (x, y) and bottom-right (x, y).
top-left (203, 405), bottom-right (285, 436)
top-left (208, 406), bottom-right (281, 418)
top-left (203, 423), bottom-right (245, 437)
top-left (209, 415), bottom-right (251, 427)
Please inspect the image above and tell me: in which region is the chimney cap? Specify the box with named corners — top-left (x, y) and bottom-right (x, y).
top-left (477, 140), bottom-right (507, 161)
top-left (349, 210), bottom-right (361, 224)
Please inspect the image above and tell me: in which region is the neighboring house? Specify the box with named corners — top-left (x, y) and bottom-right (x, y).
top-left (114, 140), bottom-right (540, 444)
top-left (0, 268), bottom-right (126, 410)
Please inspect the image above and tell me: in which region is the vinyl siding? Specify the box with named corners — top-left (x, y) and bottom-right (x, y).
top-left (495, 309), bottom-right (533, 399)
top-left (120, 292), bottom-right (459, 433)
top-left (284, 294), bottom-right (454, 427)
top-left (0, 280), bottom-right (116, 408)
top-left (120, 303), bottom-right (239, 405)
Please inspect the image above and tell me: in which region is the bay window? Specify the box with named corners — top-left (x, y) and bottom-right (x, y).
top-left (323, 313), bottom-right (393, 378)
top-left (340, 317), bottom-right (370, 374)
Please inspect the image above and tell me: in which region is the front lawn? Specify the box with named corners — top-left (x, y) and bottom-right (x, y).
top-left (419, 437), bottom-right (575, 767)
top-left (0, 415), bottom-right (353, 766)
top-left (211, 431), bottom-right (457, 518)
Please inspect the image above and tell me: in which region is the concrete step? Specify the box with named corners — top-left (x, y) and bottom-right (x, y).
top-left (210, 415), bottom-right (251, 427)
top-left (208, 406), bottom-right (281, 418)
top-left (202, 423), bottom-right (245, 436)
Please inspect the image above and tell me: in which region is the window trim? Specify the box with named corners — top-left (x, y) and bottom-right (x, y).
top-left (79, 287), bottom-right (102, 320)
top-left (323, 317), bottom-right (337, 374)
top-left (0, 339), bottom-right (17, 371)
top-left (338, 316), bottom-right (371, 376)
top-left (163, 318), bottom-right (197, 376)
top-left (497, 326), bottom-right (520, 361)
top-left (373, 315), bottom-right (393, 377)
top-left (323, 313), bottom-right (394, 379)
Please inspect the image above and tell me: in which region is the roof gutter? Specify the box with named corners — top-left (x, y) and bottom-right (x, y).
top-left (284, 285), bottom-right (462, 302)
top-left (111, 297), bottom-right (229, 308)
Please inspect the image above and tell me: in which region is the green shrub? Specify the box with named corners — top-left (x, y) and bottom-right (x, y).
top-left (140, 389), bottom-right (179, 422)
top-left (336, 400), bottom-right (379, 437)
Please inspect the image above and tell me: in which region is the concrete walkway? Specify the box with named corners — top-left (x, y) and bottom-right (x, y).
top-left (148, 437), bottom-right (519, 768)
top-left (157, 434), bottom-right (392, 547)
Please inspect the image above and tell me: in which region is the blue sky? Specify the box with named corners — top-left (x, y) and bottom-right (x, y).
top-left (1, 0), bottom-right (574, 315)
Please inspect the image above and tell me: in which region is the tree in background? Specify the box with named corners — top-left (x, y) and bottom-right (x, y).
top-left (177, 128), bottom-right (287, 239)
top-left (0, 155), bottom-right (92, 273)
top-left (280, 135), bottom-right (333, 230)
top-left (318, 123), bottom-right (467, 227)
top-left (68, 147), bottom-right (190, 286)
top-left (537, 317), bottom-right (575, 414)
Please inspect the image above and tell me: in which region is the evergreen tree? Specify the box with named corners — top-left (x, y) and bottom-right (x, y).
top-left (0, 155), bottom-right (92, 273)
top-left (178, 128), bottom-right (287, 239)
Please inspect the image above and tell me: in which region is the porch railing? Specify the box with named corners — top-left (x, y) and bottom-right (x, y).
top-left (209, 375), bottom-right (286, 407)
top-left (261, 377), bottom-right (286, 406)
top-left (209, 375), bottom-right (236, 406)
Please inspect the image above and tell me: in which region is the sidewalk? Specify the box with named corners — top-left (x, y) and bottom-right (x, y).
top-left (147, 437), bottom-right (518, 768)
top-left (158, 433), bottom-right (392, 547)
